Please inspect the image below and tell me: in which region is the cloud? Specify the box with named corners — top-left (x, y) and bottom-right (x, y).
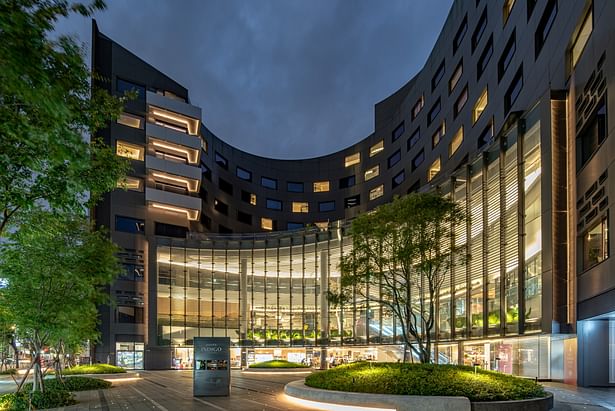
top-left (55, 0), bottom-right (452, 159)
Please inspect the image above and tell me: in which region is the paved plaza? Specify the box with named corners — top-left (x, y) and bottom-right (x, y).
top-left (2, 370), bottom-right (615, 410)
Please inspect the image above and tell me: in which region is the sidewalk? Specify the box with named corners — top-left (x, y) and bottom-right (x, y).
top-left (545, 382), bottom-right (615, 410)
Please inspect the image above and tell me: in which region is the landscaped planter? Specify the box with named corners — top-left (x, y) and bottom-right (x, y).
top-left (284, 380), bottom-right (554, 411)
top-left (243, 367), bottom-right (312, 373)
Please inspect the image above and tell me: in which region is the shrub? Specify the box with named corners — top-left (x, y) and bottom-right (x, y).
top-left (36, 376), bottom-right (112, 392)
top-left (249, 360), bottom-right (309, 369)
top-left (304, 362), bottom-right (547, 402)
top-left (0, 369), bottom-right (17, 376)
top-left (0, 388), bottom-right (75, 411)
top-left (62, 364), bottom-right (126, 375)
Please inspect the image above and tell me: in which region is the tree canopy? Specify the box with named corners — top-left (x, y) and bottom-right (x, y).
top-left (334, 193), bottom-right (466, 363)
top-left (0, 211), bottom-right (121, 391)
top-left (0, 0), bottom-right (129, 235)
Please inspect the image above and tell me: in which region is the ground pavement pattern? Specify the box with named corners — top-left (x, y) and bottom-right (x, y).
top-left (1, 370), bottom-right (614, 410)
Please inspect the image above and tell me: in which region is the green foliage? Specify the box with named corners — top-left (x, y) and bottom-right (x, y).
top-left (0, 211), bottom-right (122, 391)
top-left (0, 0), bottom-right (129, 236)
top-left (25, 376), bottom-right (112, 391)
top-left (0, 389), bottom-right (75, 411)
top-left (249, 360), bottom-right (309, 369)
top-left (0, 369), bottom-right (17, 376)
top-left (62, 364), bottom-right (126, 375)
top-left (334, 193), bottom-right (466, 363)
top-left (304, 362), bottom-right (546, 402)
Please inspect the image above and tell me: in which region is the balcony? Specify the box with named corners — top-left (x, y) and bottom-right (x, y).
top-left (145, 187), bottom-right (201, 221)
top-left (147, 91), bottom-right (201, 122)
top-left (146, 122), bottom-right (201, 153)
top-left (145, 155), bottom-right (201, 181)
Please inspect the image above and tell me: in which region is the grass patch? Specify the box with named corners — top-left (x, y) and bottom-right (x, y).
top-left (0, 369), bottom-right (16, 376)
top-left (249, 360), bottom-right (309, 369)
top-left (304, 362), bottom-right (546, 402)
top-left (62, 364), bottom-right (126, 375)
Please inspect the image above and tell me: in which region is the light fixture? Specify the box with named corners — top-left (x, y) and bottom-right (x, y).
top-left (150, 202), bottom-right (199, 220)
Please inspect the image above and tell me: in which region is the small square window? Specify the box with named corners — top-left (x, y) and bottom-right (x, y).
top-left (117, 176), bottom-right (143, 192)
top-left (477, 35), bottom-right (494, 80)
top-left (344, 194), bottom-right (360, 208)
top-left (369, 140), bottom-right (384, 157)
top-left (504, 65), bottom-right (523, 113)
top-left (453, 15), bottom-right (468, 54)
top-left (431, 60), bottom-right (445, 91)
top-left (319, 201), bottom-right (336, 212)
top-left (266, 198), bottom-right (282, 211)
top-left (428, 157), bottom-right (441, 182)
top-left (392, 122), bottom-right (405, 142)
top-left (427, 99), bottom-right (441, 125)
top-left (450, 127), bottom-right (464, 157)
top-left (236, 167), bottom-right (252, 181)
top-left (214, 152), bottom-right (228, 169)
top-left (115, 215), bottom-right (145, 234)
top-left (432, 121), bottom-right (445, 148)
top-left (345, 153), bottom-right (361, 167)
top-left (471, 8), bottom-right (488, 52)
top-left (570, 7), bottom-right (593, 69)
top-left (313, 181), bottom-right (330, 192)
top-left (261, 176), bottom-right (278, 190)
top-left (392, 170), bottom-right (405, 188)
top-left (449, 60), bottom-right (463, 93)
top-left (261, 218), bottom-right (274, 231)
top-left (407, 128), bottom-right (421, 151)
top-left (388, 150), bottom-right (401, 169)
top-left (241, 190), bottom-right (257, 205)
top-left (287, 181), bottom-right (304, 193)
top-left (454, 86), bottom-right (468, 118)
top-left (411, 96), bottom-right (425, 120)
top-left (369, 185), bottom-right (384, 200)
top-left (364, 165), bottom-right (379, 181)
top-left (116, 140), bottom-right (144, 161)
top-left (292, 202), bottom-right (309, 213)
top-left (472, 88), bottom-right (488, 124)
top-left (117, 112), bottom-right (144, 129)
top-left (535, 0), bottom-right (558, 59)
top-left (214, 199), bottom-right (228, 215)
top-left (339, 175), bottom-right (356, 189)
top-left (412, 149), bottom-right (425, 171)
top-left (498, 30), bottom-right (516, 81)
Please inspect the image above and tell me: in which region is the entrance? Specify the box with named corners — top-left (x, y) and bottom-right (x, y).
top-left (116, 342), bottom-right (144, 369)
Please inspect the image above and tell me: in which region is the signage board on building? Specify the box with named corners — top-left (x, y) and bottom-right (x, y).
top-left (193, 337), bottom-right (230, 397)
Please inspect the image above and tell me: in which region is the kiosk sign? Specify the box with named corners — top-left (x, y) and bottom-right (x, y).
top-left (193, 337), bottom-right (230, 396)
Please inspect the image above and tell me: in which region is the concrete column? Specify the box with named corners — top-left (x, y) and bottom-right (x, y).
top-left (319, 251), bottom-right (329, 370)
top-left (240, 258), bottom-right (248, 368)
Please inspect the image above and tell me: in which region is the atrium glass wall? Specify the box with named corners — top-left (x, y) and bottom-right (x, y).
top-left (154, 108), bottom-right (548, 377)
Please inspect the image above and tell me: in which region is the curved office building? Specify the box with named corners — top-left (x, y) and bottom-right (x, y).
top-left (93, 0), bottom-right (615, 386)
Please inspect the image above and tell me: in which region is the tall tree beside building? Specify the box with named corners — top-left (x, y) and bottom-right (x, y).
top-left (0, 211), bottom-right (121, 392)
top-left (333, 193), bottom-right (465, 363)
top-left (0, 0), bottom-right (129, 236)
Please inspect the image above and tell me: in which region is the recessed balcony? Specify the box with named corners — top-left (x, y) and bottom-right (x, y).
top-left (145, 155), bottom-right (201, 181)
top-left (145, 187), bottom-right (201, 221)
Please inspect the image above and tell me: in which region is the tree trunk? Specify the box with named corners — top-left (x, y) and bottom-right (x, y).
top-left (403, 342), bottom-right (408, 363)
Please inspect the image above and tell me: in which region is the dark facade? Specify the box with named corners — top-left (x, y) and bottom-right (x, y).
top-left (92, 0), bottom-right (615, 386)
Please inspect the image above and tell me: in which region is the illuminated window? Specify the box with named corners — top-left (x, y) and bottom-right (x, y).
top-left (583, 217), bottom-right (609, 269)
top-left (369, 185), bottom-right (384, 200)
top-left (503, 0), bottom-right (516, 24)
top-left (473, 88), bottom-right (488, 124)
top-left (370, 140), bottom-right (384, 157)
top-left (313, 181), bottom-right (330, 192)
top-left (261, 218), bottom-right (274, 231)
top-left (411, 95), bottom-right (424, 120)
top-left (292, 202), bottom-right (309, 213)
top-left (315, 222), bottom-right (329, 231)
top-left (117, 176), bottom-right (143, 192)
top-left (432, 121), bottom-right (445, 148)
top-left (345, 153), bottom-right (360, 167)
top-left (450, 127), bottom-right (464, 157)
top-left (428, 157), bottom-right (441, 181)
top-left (364, 165), bottom-right (380, 181)
top-left (116, 141), bottom-right (144, 161)
top-left (241, 190), bottom-right (256, 205)
top-left (571, 7), bottom-right (593, 69)
top-left (449, 60), bottom-right (463, 93)
top-left (117, 112), bottom-right (144, 129)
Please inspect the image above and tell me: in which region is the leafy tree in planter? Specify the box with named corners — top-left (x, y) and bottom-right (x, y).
top-left (0, 211), bottom-right (121, 392)
top-left (332, 193), bottom-right (465, 363)
top-left (0, 0), bottom-right (129, 237)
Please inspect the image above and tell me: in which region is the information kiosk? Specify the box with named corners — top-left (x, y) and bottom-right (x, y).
top-left (193, 337), bottom-right (230, 397)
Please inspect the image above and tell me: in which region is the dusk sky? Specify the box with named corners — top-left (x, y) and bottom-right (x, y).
top-left (56, 0), bottom-right (453, 159)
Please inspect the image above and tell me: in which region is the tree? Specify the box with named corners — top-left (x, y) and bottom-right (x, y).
top-left (0, 0), bottom-right (129, 236)
top-left (332, 193), bottom-right (465, 364)
top-left (0, 211), bottom-right (121, 392)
